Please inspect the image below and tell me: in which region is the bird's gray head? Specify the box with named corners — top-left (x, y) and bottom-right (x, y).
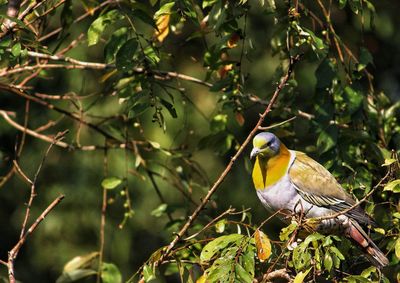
top-left (250, 132), bottom-right (281, 160)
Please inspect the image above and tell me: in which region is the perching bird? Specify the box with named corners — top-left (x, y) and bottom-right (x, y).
top-left (250, 132), bottom-right (388, 268)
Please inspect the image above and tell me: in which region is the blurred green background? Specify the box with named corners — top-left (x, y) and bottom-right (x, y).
top-left (0, 0), bottom-right (399, 282)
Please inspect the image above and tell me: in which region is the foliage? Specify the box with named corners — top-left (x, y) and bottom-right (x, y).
top-left (0, 0), bottom-right (399, 282)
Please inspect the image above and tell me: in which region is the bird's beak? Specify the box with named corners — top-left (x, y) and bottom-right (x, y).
top-left (250, 147), bottom-right (260, 160)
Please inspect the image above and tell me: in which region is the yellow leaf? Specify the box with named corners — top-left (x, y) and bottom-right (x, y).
top-left (100, 69), bottom-right (118, 83)
top-left (227, 33), bottom-right (240, 48)
top-left (254, 229), bottom-right (271, 262)
top-left (196, 274), bottom-right (207, 283)
top-left (235, 112), bottom-right (245, 126)
top-left (293, 268), bottom-right (311, 283)
top-left (154, 14), bottom-right (170, 42)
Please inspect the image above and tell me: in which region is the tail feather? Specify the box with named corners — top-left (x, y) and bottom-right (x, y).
top-left (347, 220), bottom-right (388, 268)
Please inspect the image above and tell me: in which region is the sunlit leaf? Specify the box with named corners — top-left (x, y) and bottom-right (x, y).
top-left (235, 263), bottom-right (253, 283)
top-left (254, 229), bottom-right (271, 262)
top-left (196, 274), bottom-right (207, 283)
top-left (381, 158), bottom-right (396, 167)
top-left (360, 266), bottom-right (376, 278)
top-left (63, 252), bottom-right (99, 272)
top-left (101, 263), bottom-right (122, 283)
top-left (395, 237), bottom-right (400, 259)
top-left (383, 179), bottom-right (400, 193)
top-left (279, 222), bottom-right (298, 241)
top-left (101, 177), bottom-right (122, 190)
top-left (215, 219), bottom-right (226, 233)
top-left (11, 42), bottom-right (21, 57)
top-left (151, 203), bottom-right (167, 217)
top-left (154, 14), bottom-right (170, 42)
top-left (143, 264), bottom-right (156, 282)
top-left (293, 268), bottom-right (311, 283)
top-left (324, 251), bottom-right (333, 272)
top-left (87, 10), bottom-right (122, 46)
top-left (200, 234), bottom-right (243, 263)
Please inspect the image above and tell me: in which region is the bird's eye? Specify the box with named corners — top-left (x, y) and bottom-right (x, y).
top-left (266, 141), bottom-right (272, 147)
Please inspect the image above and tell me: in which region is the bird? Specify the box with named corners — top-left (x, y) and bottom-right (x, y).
top-left (250, 132), bottom-right (389, 268)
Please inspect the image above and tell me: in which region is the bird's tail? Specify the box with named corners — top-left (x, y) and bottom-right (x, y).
top-left (347, 219), bottom-right (389, 268)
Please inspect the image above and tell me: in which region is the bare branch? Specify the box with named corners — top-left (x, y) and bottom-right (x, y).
top-left (0, 110), bottom-right (72, 149)
top-left (8, 195), bottom-right (64, 283)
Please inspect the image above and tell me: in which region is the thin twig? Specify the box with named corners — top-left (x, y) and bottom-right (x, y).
top-left (8, 194), bottom-right (64, 283)
top-left (98, 146), bottom-right (108, 283)
top-left (18, 131), bottom-right (66, 239)
top-left (151, 54), bottom-right (301, 268)
top-left (0, 110), bottom-right (72, 149)
top-left (258, 116), bottom-right (296, 130)
top-left (184, 207), bottom-right (237, 240)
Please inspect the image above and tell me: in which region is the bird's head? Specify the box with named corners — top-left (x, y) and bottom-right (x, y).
top-left (250, 132), bottom-right (281, 160)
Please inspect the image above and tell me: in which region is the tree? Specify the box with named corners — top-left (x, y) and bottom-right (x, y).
top-left (0, 0), bottom-right (399, 282)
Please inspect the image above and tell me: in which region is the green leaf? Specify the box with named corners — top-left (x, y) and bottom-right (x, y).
top-left (101, 177), bottom-right (122, 190)
top-left (210, 114), bottom-right (227, 133)
top-left (242, 248), bottom-right (255, 277)
top-left (11, 42), bottom-right (21, 57)
top-left (206, 257), bottom-right (232, 282)
top-left (126, 8), bottom-right (157, 28)
top-left (160, 98), bottom-right (177, 118)
top-left (279, 222), bottom-right (297, 241)
top-left (357, 47), bottom-right (373, 71)
top-left (151, 203), bottom-right (167, 217)
top-left (303, 233), bottom-right (324, 247)
top-left (56, 269), bottom-right (97, 283)
top-left (395, 237), bottom-right (400, 259)
top-left (360, 266), bottom-right (376, 278)
top-left (315, 59), bottom-right (336, 90)
top-left (381, 158), bottom-right (396, 167)
top-left (128, 102), bottom-right (150, 118)
top-left (104, 27), bottom-right (128, 63)
top-left (317, 125), bottom-right (338, 154)
top-left (304, 28), bottom-right (327, 56)
top-left (344, 86), bottom-right (363, 114)
top-left (116, 38), bottom-right (139, 72)
top-left (203, 0), bottom-right (218, 9)
top-left (235, 263), bottom-right (253, 283)
top-left (215, 219), bottom-right (226, 233)
top-left (63, 252), bottom-right (99, 272)
top-left (143, 264), bottom-right (156, 282)
top-left (348, 0), bottom-right (361, 14)
top-left (329, 246), bottom-right (345, 260)
top-left (154, 2), bottom-right (175, 18)
top-left (383, 179), bottom-right (400, 193)
top-left (293, 268), bottom-right (311, 283)
top-left (101, 263), bottom-right (122, 283)
top-left (324, 251), bottom-right (333, 272)
top-left (200, 234), bottom-right (243, 263)
top-left (87, 10), bottom-right (123, 46)
top-left (338, 0), bottom-right (347, 9)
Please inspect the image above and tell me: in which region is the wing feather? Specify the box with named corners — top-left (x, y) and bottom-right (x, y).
top-left (289, 151), bottom-right (375, 226)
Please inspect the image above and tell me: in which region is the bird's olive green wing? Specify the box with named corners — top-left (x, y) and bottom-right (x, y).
top-left (289, 151), bottom-right (374, 226)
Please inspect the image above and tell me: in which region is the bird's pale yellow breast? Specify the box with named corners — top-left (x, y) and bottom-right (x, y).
top-left (252, 144), bottom-right (291, 190)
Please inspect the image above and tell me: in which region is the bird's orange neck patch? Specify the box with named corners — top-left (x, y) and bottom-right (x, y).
top-left (252, 144), bottom-right (291, 190)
